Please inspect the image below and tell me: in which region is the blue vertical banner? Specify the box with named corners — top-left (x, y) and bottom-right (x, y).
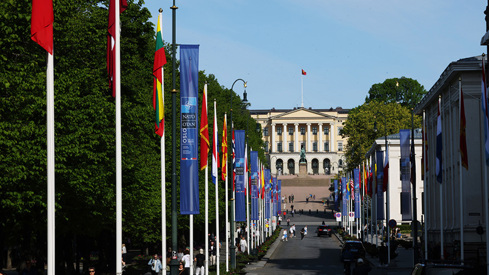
top-left (400, 129), bottom-right (412, 220)
top-left (265, 178), bottom-right (271, 219)
top-left (376, 150), bottom-right (384, 220)
top-left (234, 130), bottom-right (246, 221)
top-left (334, 179), bottom-right (339, 211)
top-left (277, 179), bottom-right (282, 215)
top-left (250, 151), bottom-right (259, 221)
top-left (272, 177), bottom-right (277, 216)
top-left (341, 177), bottom-right (347, 218)
top-left (354, 168), bottom-right (360, 218)
top-left (179, 45), bottom-right (199, 215)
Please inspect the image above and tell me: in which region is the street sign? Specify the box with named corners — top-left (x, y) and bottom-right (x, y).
top-left (389, 219), bottom-right (397, 228)
top-left (349, 211), bottom-right (354, 221)
top-left (335, 212), bottom-right (341, 222)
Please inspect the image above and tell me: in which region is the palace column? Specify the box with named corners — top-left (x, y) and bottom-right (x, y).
top-left (283, 123), bottom-right (288, 152)
top-left (330, 122), bottom-right (335, 152)
top-left (307, 123), bottom-right (311, 152)
top-left (271, 123), bottom-right (276, 153)
top-left (318, 123), bottom-right (323, 152)
top-left (294, 123), bottom-right (299, 152)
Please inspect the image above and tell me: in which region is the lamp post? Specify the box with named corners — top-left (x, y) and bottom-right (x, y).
top-left (170, 1), bottom-right (179, 274)
top-left (374, 112), bottom-right (391, 265)
top-left (229, 78), bottom-right (247, 269)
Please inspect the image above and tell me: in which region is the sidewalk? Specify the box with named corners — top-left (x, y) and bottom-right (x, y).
top-left (357, 234), bottom-right (414, 275)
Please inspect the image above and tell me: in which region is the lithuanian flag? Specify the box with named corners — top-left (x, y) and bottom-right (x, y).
top-left (153, 12), bottom-right (167, 137)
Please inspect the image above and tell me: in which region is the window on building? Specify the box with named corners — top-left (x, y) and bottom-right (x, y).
top-left (277, 126), bottom-right (282, 136)
top-left (277, 142), bottom-right (282, 152)
top-left (324, 141), bottom-right (329, 152)
top-left (289, 142), bottom-right (294, 152)
top-left (338, 142), bottom-right (343, 151)
top-left (264, 127), bottom-right (269, 136)
top-left (300, 127), bottom-right (305, 135)
top-left (312, 127), bottom-right (317, 135)
top-left (288, 127), bottom-right (293, 135)
top-left (301, 142), bottom-right (305, 151)
top-left (313, 142), bottom-right (318, 152)
top-left (264, 141), bottom-right (269, 152)
top-left (337, 127), bottom-right (343, 136)
top-left (338, 159), bottom-right (343, 167)
top-left (324, 127), bottom-right (329, 135)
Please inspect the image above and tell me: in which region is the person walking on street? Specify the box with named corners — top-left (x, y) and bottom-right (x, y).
top-left (209, 241), bottom-right (217, 266)
top-left (287, 218), bottom-right (290, 226)
top-left (240, 236), bottom-right (247, 254)
top-left (195, 249), bottom-right (205, 275)
top-left (181, 249), bottom-right (191, 275)
top-left (379, 242), bottom-right (388, 267)
top-left (148, 254), bottom-right (163, 275)
top-left (300, 227), bottom-right (305, 240)
top-left (282, 229), bottom-right (288, 241)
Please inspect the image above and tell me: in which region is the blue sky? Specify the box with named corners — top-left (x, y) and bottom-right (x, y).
top-left (144, 0), bottom-right (486, 110)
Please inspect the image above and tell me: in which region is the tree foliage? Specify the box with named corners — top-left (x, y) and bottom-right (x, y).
top-left (0, 0), bottom-right (263, 270)
top-left (365, 77), bottom-right (427, 108)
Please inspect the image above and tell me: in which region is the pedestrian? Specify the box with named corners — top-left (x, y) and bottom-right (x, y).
top-left (288, 195), bottom-right (291, 203)
top-left (287, 218), bottom-right (290, 226)
top-left (300, 227), bottom-right (305, 240)
top-left (148, 254), bottom-right (163, 275)
top-left (353, 258), bottom-right (372, 274)
top-left (240, 236), bottom-right (247, 254)
top-left (209, 241), bottom-right (217, 266)
top-left (282, 229), bottom-right (288, 241)
top-left (181, 249), bottom-right (191, 274)
top-left (289, 225), bottom-right (294, 237)
top-left (284, 202), bottom-right (287, 210)
top-left (278, 215), bottom-right (282, 225)
top-left (178, 262), bottom-right (185, 275)
top-left (195, 249), bottom-right (205, 275)
top-left (292, 224), bottom-right (296, 237)
top-left (291, 209), bottom-right (294, 217)
top-left (291, 204), bottom-right (294, 211)
top-left (304, 226), bottom-right (308, 236)
top-left (306, 197), bottom-right (309, 203)
top-left (313, 194), bottom-right (315, 200)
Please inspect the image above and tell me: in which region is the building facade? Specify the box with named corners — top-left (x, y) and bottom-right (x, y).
top-left (365, 131), bottom-right (424, 225)
top-left (250, 107), bottom-right (349, 176)
top-left (415, 55), bottom-right (487, 263)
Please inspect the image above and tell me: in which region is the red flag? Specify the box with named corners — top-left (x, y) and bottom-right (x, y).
top-left (31, 0), bottom-right (53, 54)
top-left (200, 84), bottom-right (209, 170)
top-left (221, 114), bottom-right (228, 181)
top-left (107, 0), bottom-right (128, 97)
top-left (302, 69), bottom-right (307, 75)
top-left (460, 87), bottom-right (468, 169)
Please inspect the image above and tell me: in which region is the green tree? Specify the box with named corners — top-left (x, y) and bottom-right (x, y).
top-left (342, 102), bottom-right (421, 170)
top-left (365, 77), bottom-right (427, 108)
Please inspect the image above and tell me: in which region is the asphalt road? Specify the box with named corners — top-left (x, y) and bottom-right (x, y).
top-left (247, 225), bottom-right (345, 275)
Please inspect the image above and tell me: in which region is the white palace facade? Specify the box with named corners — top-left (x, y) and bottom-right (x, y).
top-left (250, 107), bottom-right (349, 176)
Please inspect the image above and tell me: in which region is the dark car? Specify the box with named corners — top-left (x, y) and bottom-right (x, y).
top-left (411, 263), bottom-right (483, 275)
top-left (340, 240), bottom-right (366, 262)
top-left (317, 225), bottom-right (332, 237)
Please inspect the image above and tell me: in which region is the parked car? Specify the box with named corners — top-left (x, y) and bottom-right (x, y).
top-left (411, 263), bottom-right (482, 275)
top-left (317, 225), bottom-right (332, 237)
top-left (340, 240), bottom-right (366, 262)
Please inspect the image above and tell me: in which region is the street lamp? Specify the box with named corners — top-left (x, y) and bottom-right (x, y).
top-left (374, 112), bottom-right (391, 265)
top-left (229, 78), bottom-right (246, 270)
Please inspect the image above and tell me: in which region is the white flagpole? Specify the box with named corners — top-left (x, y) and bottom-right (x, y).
top-left (216, 169), bottom-right (220, 275)
top-left (458, 79), bottom-right (465, 263)
top-left (190, 215), bottom-right (194, 275)
top-left (301, 74), bottom-right (304, 108)
top-left (47, 49), bottom-right (55, 275)
top-left (159, 11), bottom-right (167, 269)
top-left (205, 164), bottom-right (209, 275)
top-left (423, 111), bottom-right (428, 261)
top-left (115, 0), bottom-right (122, 272)
top-left (225, 113), bottom-right (229, 272)
top-left (246, 146), bottom-right (250, 254)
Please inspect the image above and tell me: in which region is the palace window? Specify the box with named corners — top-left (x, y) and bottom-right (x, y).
top-left (312, 126), bottom-right (317, 135)
top-left (264, 141), bottom-right (269, 152)
top-left (313, 142), bottom-right (318, 152)
top-left (277, 142), bottom-right (283, 152)
top-left (337, 127), bottom-right (343, 136)
top-left (300, 127), bottom-right (305, 135)
top-left (338, 142), bottom-right (343, 152)
top-left (264, 127), bottom-right (269, 136)
top-left (324, 127), bottom-right (329, 135)
top-left (277, 126), bottom-right (282, 136)
top-left (324, 141), bottom-right (329, 152)
top-left (288, 127), bottom-right (294, 135)
top-left (289, 142), bottom-right (294, 152)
